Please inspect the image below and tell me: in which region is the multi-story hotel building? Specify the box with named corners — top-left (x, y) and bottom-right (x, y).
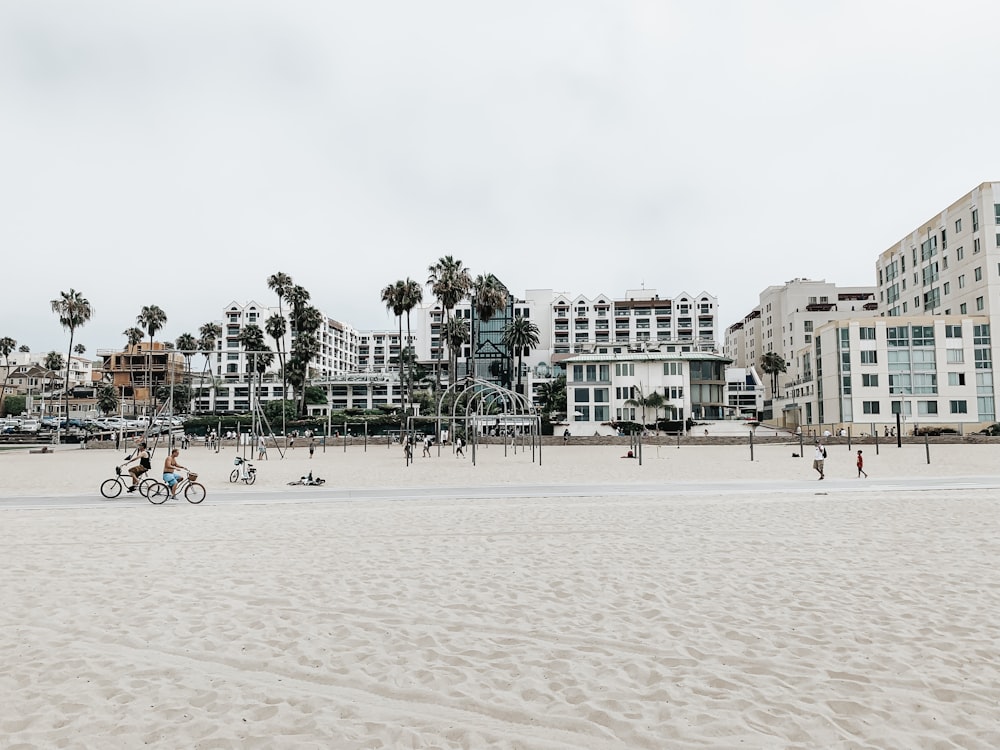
top-left (725, 279), bottom-right (878, 409)
top-left (773, 182), bottom-right (1000, 431)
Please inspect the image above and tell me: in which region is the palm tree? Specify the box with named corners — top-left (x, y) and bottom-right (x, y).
top-left (536, 375), bottom-right (567, 419)
top-left (0, 336), bottom-right (16, 413)
top-left (382, 280), bottom-right (408, 414)
top-left (501, 316), bottom-right (540, 394)
top-left (73, 343), bottom-right (86, 356)
top-left (51, 289), bottom-right (93, 429)
top-left (197, 322), bottom-right (222, 412)
top-left (121, 326), bottom-right (144, 415)
top-left (96, 382), bottom-right (119, 416)
top-left (267, 272), bottom-right (293, 407)
top-left (44, 351), bottom-right (64, 372)
top-left (470, 273), bottom-right (509, 383)
top-left (136, 305), bottom-right (167, 414)
top-left (18, 344), bottom-right (29, 353)
top-left (236, 324), bottom-right (272, 417)
top-left (427, 256), bottom-right (472, 387)
top-left (624, 385), bottom-right (655, 429)
top-left (400, 278), bottom-right (423, 407)
top-left (443, 317), bottom-right (470, 374)
top-left (175, 333), bottom-right (197, 386)
top-left (759, 350), bottom-right (787, 397)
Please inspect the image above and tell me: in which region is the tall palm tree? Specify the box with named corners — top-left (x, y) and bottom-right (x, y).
top-left (51, 289), bottom-right (93, 429)
top-left (0, 336), bottom-right (16, 413)
top-left (501, 317), bottom-right (540, 395)
top-left (175, 333), bottom-right (197, 382)
top-left (267, 272), bottom-right (293, 406)
top-left (470, 273), bottom-right (509, 382)
top-left (236, 324), bottom-right (272, 418)
top-left (428, 256), bottom-right (472, 387)
top-left (122, 327), bottom-right (144, 415)
top-left (197, 322), bottom-right (222, 413)
top-left (382, 280), bottom-right (408, 414)
top-left (400, 278), bottom-right (423, 407)
top-left (73, 343), bottom-right (86, 356)
top-left (137, 305), bottom-right (167, 414)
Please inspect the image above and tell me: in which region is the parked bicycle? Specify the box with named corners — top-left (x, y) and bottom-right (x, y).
top-left (288, 470), bottom-right (325, 486)
top-left (147, 470), bottom-right (206, 504)
top-left (100, 464), bottom-right (156, 499)
top-left (230, 455), bottom-right (256, 485)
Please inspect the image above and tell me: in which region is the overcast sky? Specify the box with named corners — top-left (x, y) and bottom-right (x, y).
top-left (4, 0), bottom-right (1000, 356)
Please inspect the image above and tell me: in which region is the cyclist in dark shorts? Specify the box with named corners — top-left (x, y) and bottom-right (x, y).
top-left (127, 441), bottom-right (151, 493)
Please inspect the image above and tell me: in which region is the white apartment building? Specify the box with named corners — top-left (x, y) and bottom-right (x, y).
top-left (217, 301), bottom-right (400, 380)
top-left (411, 287), bottom-right (719, 390)
top-left (564, 351), bottom-right (731, 435)
top-left (725, 278), bottom-right (878, 404)
top-left (773, 182), bottom-right (1000, 432)
top-left (797, 316), bottom-right (994, 432)
top-left (876, 182), bottom-right (1000, 321)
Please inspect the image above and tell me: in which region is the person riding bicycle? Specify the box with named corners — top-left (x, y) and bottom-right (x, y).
top-left (126, 441), bottom-right (151, 493)
top-left (162, 448), bottom-right (189, 498)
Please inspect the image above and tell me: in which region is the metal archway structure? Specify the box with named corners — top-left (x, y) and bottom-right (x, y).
top-left (404, 377), bottom-right (541, 467)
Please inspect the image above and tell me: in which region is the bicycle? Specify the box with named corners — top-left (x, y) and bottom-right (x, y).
top-left (287, 470), bottom-right (325, 486)
top-left (100, 464), bottom-right (157, 499)
top-left (147, 470), bottom-right (206, 504)
top-left (230, 455), bottom-right (257, 485)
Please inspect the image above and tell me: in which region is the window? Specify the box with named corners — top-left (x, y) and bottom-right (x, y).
top-left (973, 208), bottom-right (979, 232)
top-left (956, 246), bottom-right (964, 261)
top-left (958, 275), bottom-right (966, 289)
top-left (804, 320), bottom-right (814, 332)
top-left (950, 400), bottom-right (968, 414)
top-left (593, 388), bottom-right (609, 403)
top-left (975, 266), bottom-right (983, 282)
top-left (575, 406), bottom-right (590, 421)
top-left (862, 373), bottom-right (879, 387)
top-left (863, 401), bottom-right (880, 414)
top-left (859, 327), bottom-right (876, 340)
top-left (918, 401), bottom-right (938, 416)
top-left (945, 325), bottom-right (962, 338)
top-left (948, 372), bottom-right (966, 386)
top-left (943, 281), bottom-right (950, 295)
top-left (860, 350), bottom-right (877, 365)
top-left (912, 326), bottom-right (934, 346)
top-left (887, 326), bottom-right (909, 346)
top-left (615, 363), bottom-right (634, 377)
top-left (975, 237), bottom-right (981, 253)
top-left (977, 296), bottom-right (985, 311)
top-left (960, 303), bottom-right (968, 314)
top-left (594, 405), bottom-right (609, 421)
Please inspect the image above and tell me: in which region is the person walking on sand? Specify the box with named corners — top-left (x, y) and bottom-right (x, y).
top-left (856, 449), bottom-right (868, 478)
top-left (813, 440), bottom-right (827, 480)
top-left (309, 439), bottom-right (316, 459)
top-left (422, 434), bottom-right (432, 457)
top-left (257, 434), bottom-right (268, 461)
top-left (455, 436), bottom-right (465, 457)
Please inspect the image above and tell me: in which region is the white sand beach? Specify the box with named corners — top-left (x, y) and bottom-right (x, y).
top-left (2, 442), bottom-right (1000, 748)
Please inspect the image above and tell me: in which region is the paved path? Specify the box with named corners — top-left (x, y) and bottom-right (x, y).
top-left (2, 476), bottom-right (998, 510)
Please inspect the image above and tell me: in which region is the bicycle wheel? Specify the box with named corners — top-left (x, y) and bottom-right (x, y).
top-left (100, 478), bottom-right (122, 499)
top-left (245, 471), bottom-right (256, 486)
top-left (184, 482), bottom-right (206, 504)
top-left (229, 469), bottom-right (239, 483)
top-left (147, 482), bottom-right (170, 504)
top-left (139, 477), bottom-right (157, 497)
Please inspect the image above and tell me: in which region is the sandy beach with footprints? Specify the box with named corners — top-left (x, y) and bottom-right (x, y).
top-left (2, 440), bottom-right (1000, 748)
